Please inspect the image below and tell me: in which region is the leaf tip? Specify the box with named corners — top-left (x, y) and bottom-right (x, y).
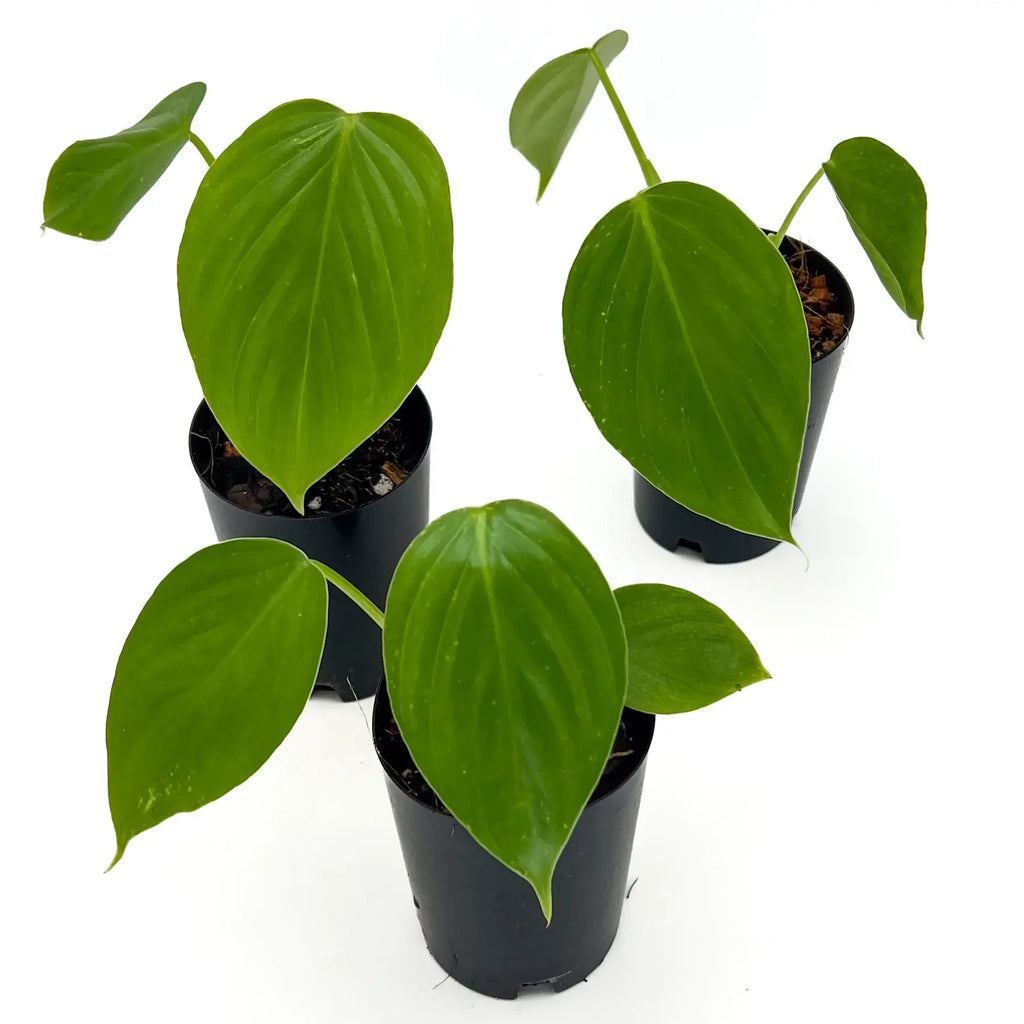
top-left (535, 879), bottom-right (554, 926)
top-left (741, 660), bottom-right (772, 689)
top-left (594, 28), bottom-right (630, 55)
top-left (105, 838), bottom-right (127, 873)
top-left (782, 528), bottom-right (809, 570)
top-left (284, 488), bottom-right (308, 516)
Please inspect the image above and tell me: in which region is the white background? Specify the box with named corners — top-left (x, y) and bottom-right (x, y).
top-left (3, 1), bottom-right (1022, 1020)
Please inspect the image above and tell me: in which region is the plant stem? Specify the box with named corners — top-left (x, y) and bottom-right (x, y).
top-left (310, 560), bottom-right (385, 629)
top-left (771, 167), bottom-right (824, 247)
top-left (189, 131), bottom-right (215, 167)
top-left (588, 50), bottom-right (660, 188)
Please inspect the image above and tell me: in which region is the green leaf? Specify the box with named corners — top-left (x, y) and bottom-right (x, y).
top-left (823, 137), bottom-right (927, 334)
top-left (383, 500), bottom-right (628, 921)
top-left (615, 584), bottom-right (769, 714)
top-left (510, 29), bottom-right (628, 199)
top-left (42, 82), bottom-right (207, 240)
top-left (106, 538), bottom-right (327, 868)
top-left (563, 181), bottom-right (810, 543)
top-left (178, 101), bottom-right (453, 512)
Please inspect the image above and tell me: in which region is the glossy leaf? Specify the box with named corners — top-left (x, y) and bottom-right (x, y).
top-left (563, 181), bottom-right (810, 543)
top-left (616, 584), bottom-right (769, 714)
top-left (823, 137), bottom-right (927, 334)
top-left (510, 29), bottom-right (628, 199)
top-left (106, 539), bottom-right (327, 867)
top-left (43, 83), bottom-right (207, 240)
top-left (383, 500), bottom-right (628, 920)
top-left (178, 101), bottom-right (453, 512)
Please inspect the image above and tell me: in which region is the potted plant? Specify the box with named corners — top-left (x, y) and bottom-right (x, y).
top-left (43, 82), bottom-right (453, 696)
top-left (510, 30), bottom-right (927, 561)
top-left (105, 498), bottom-right (768, 998)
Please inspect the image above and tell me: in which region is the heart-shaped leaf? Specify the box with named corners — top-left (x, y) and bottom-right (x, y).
top-left (383, 500), bottom-right (628, 921)
top-left (177, 101), bottom-right (453, 512)
top-left (563, 181), bottom-right (810, 543)
top-left (510, 29), bottom-right (628, 199)
top-left (615, 584), bottom-right (769, 713)
top-left (106, 538), bottom-right (327, 867)
top-left (43, 82), bottom-right (207, 241)
top-left (823, 137), bottom-right (927, 334)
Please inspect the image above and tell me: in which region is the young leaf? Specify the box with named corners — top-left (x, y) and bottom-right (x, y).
top-left (106, 538), bottom-right (327, 868)
top-left (383, 500), bottom-right (628, 922)
top-left (178, 101), bottom-right (453, 512)
top-left (823, 137), bottom-right (927, 334)
top-left (563, 181), bottom-right (810, 543)
top-left (42, 82), bottom-right (207, 240)
top-left (510, 29), bottom-right (628, 199)
top-left (615, 584), bottom-right (769, 713)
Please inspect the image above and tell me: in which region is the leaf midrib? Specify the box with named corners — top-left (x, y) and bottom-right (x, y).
top-left (294, 113), bottom-right (359, 462)
top-left (633, 193), bottom-right (779, 532)
top-left (474, 512), bottom-right (527, 850)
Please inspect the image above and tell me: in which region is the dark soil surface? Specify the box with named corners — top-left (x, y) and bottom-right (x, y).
top-left (192, 413), bottom-right (420, 517)
top-left (786, 243), bottom-right (850, 361)
top-left (377, 714), bottom-right (644, 816)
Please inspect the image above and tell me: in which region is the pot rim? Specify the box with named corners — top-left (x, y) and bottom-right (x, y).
top-left (371, 679), bottom-right (657, 817)
top-left (187, 385), bottom-right (433, 522)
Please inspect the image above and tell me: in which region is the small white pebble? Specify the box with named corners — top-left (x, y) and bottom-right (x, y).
top-left (307, 495), bottom-right (323, 510)
top-left (372, 474), bottom-right (395, 496)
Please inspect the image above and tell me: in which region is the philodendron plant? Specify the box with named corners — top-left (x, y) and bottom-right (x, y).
top-left (44, 82), bottom-right (453, 512)
top-left (510, 30), bottom-right (927, 547)
top-left (106, 499), bottom-right (766, 919)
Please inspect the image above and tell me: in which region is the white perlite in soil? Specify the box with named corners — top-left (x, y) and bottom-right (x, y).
top-left (372, 474), bottom-right (395, 497)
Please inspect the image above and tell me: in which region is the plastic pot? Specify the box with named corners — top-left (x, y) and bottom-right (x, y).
top-left (373, 681), bottom-right (656, 999)
top-left (634, 234), bottom-right (855, 563)
top-left (188, 388), bottom-right (431, 700)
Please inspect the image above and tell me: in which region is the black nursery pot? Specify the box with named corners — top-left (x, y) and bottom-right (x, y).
top-left (189, 388), bottom-right (431, 700)
top-left (634, 235), bottom-right (855, 563)
top-left (372, 682), bottom-right (656, 999)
